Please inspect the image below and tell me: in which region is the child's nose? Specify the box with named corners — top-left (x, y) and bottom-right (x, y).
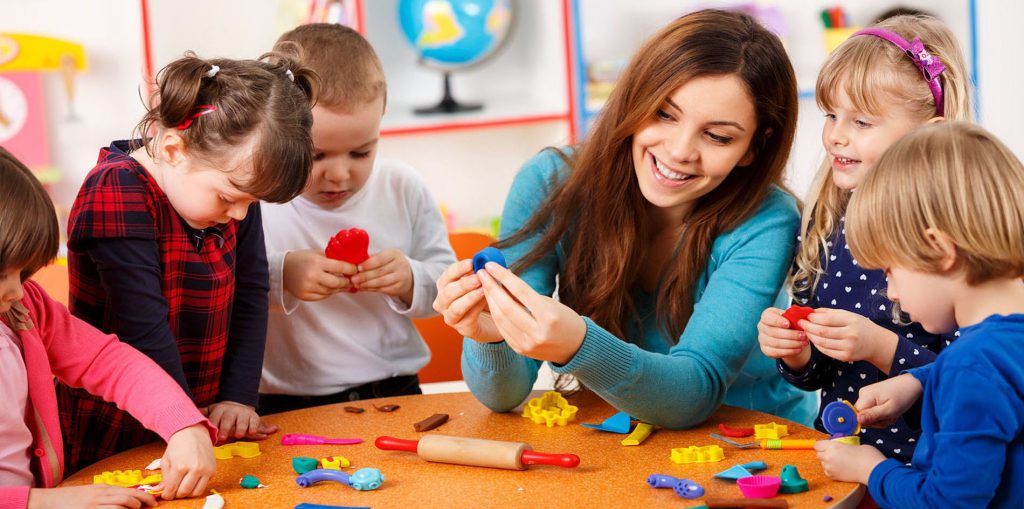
top-left (324, 165), bottom-right (350, 183)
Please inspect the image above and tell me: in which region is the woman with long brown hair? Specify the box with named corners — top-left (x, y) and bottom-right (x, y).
top-left (434, 9), bottom-right (815, 428)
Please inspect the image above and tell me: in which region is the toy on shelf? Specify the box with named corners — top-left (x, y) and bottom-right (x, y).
top-left (521, 390), bottom-right (578, 427)
top-left (296, 467), bottom-right (384, 491)
top-left (375, 435), bottom-right (580, 470)
top-left (213, 441), bottom-right (261, 459)
top-left (780, 305), bottom-right (813, 331)
top-left (581, 410), bottom-right (632, 433)
top-left (718, 423), bottom-right (755, 438)
top-left (472, 246), bottom-right (507, 273)
top-left (710, 434), bottom-right (817, 450)
top-left (670, 445), bottom-right (724, 464)
top-left (281, 433), bottom-right (363, 446)
top-left (753, 423), bottom-right (789, 440)
top-left (822, 400), bottom-right (861, 445)
top-left (737, 475), bottom-right (782, 499)
top-left (621, 422), bottom-right (654, 446)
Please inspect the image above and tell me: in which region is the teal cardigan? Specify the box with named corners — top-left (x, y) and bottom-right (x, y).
top-left (462, 149), bottom-right (816, 429)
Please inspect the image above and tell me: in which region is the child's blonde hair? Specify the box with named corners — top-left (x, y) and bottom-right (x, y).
top-left (789, 14), bottom-right (973, 299)
top-left (848, 122), bottom-right (1024, 284)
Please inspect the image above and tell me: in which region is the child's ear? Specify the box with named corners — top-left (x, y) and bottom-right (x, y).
top-left (157, 132), bottom-right (188, 166)
top-left (925, 228), bottom-right (958, 272)
top-left (926, 116), bottom-right (945, 124)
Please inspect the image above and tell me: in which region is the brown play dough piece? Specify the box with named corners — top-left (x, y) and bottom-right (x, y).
top-left (343, 406), bottom-right (365, 413)
top-left (413, 413), bottom-right (449, 432)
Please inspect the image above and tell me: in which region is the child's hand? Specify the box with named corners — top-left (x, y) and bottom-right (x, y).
top-left (801, 308), bottom-right (898, 370)
top-left (855, 373), bottom-right (923, 427)
top-left (350, 248), bottom-right (414, 304)
top-left (433, 259), bottom-right (503, 343)
top-left (28, 485), bottom-right (157, 509)
top-left (757, 307), bottom-right (811, 368)
top-left (156, 423), bottom-right (216, 500)
top-left (204, 401), bottom-right (279, 443)
top-left (815, 440), bottom-right (885, 484)
top-left (283, 250), bottom-right (357, 301)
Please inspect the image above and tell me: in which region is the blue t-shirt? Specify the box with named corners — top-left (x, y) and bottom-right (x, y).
top-left (779, 216), bottom-right (956, 462)
top-left (461, 149), bottom-right (816, 429)
top-left (869, 313), bottom-right (1024, 508)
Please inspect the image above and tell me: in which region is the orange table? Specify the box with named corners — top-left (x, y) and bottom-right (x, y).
top-left (62, 391), bottom-right (864, 508)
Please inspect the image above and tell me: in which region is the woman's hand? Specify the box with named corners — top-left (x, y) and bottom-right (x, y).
top-left (757, 307), bottom-right (811, 369)
top-left (802, 308), bottom-right (898, 371)
top-left (477, 262), bottom-right (586, 364)
top-left (156, 423), bottom-right (216, 500)
top-left (432, 259), bottom-right (503, 342)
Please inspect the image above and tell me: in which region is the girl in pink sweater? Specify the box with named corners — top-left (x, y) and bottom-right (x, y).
top-left (0, 147), bottom-right (217, 509)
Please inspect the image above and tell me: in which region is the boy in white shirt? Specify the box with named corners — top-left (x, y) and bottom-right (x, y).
top-left (258, 24), bottom-right (456, 414)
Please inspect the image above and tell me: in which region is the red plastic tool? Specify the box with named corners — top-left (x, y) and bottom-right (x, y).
top-left (781, 305), bottom-right (814, 331)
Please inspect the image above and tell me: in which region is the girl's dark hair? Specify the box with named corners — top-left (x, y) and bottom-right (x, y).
top-left (133, 48), bottom-right (319, 203)
top-left (0, 147), bottom-right (59, 279)
top-left (502, 9), bottom-right (798, 344)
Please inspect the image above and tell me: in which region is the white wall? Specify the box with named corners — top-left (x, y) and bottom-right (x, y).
top-left (1, 0), bottom-right (1021, 223)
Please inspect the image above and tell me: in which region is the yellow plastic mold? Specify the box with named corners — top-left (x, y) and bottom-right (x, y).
top-left (754, 422), bottom-right (789, 440)
top-left (670, 445), bottom-right (725, 464)
top-left (93, 470), bottom-right (162, 487)
top-left (521, 391), bottom-right (578, 427)
top-left (213, 441), bottom-right (261, 459)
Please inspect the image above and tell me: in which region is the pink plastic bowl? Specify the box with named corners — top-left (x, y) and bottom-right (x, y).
top-left (736, 475), bottom-right (781, 498)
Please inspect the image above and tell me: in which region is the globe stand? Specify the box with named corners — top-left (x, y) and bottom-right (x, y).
top-left (415, 72), bottom-right (482, 115)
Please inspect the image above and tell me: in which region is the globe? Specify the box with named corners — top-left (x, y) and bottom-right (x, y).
top-left (397, 0), bottom-right (514, 114)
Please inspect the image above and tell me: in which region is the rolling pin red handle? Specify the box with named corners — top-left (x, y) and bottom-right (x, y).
top-left (520, 450), bottom-right (581, 468)
top-left (375, 436), bottom-right (419, 453)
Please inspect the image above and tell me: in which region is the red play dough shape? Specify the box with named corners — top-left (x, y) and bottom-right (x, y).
top-left (781, 305), bottom-right (814, 331)
top-left (325, 228), bottom-right (370, 265)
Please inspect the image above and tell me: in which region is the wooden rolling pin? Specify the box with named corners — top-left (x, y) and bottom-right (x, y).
top-left (375, 435), bottom-right (580, 470)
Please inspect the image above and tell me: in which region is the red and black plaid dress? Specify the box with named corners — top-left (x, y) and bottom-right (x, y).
top-left (58, 141), bottom-right (269, 473)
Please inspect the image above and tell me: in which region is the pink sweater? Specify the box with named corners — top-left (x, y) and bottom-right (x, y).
top-left (0, 281), bottom-right (216, 509)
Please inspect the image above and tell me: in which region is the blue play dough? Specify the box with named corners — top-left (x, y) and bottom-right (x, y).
top-left (472, 246), bottom-right (508, 272)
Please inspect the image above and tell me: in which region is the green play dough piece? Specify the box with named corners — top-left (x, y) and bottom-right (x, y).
top-left (778, 464), bottom-right (809, 493)
top-left (292, 457), bottom-right (320, 475)
top-left (240, 474), bottom-right (262, 489)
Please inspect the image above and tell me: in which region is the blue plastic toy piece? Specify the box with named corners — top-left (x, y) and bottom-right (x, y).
top-left (673, 479), bottom-right (705, 499)
top-left (713, 465), bottom-right (753, 481)
top-left (296, 469), bottom-right (352, 488)
top-left (822, 400), bottom-right (860, 437)
top-left (472, 247), bottom-right (507, 272)
top-left (581, 411), bottom-right (632, 434)
top-left (646, 474), bottom-right (704, 499)
top-left (295, 505), bottom-right (369, 509)
top-left (741, 461), bottom-right (768, 472)
top-left (646, 473), bottom-right (680, 489)
top-left (347, 468), bottom-right (384, 491)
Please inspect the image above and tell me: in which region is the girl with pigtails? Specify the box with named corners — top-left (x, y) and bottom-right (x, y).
top-left (57, 50), bottom-right (318, 473)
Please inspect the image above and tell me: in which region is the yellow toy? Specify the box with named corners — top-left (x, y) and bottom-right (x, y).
top-left (670, 445), bottom-right (724, 464)
top-left (320, 455), bottom-right (351, 469)
top-left (621, 422), bottom-right (654, 446)
top-left (521, 391), bottom-right (578, 427)
top-left (754, 422), bottom-right (789, 440)
top-left (213, 441), bottom-right (261, 459)
top-left (93, 470), bottom-right (161, 487)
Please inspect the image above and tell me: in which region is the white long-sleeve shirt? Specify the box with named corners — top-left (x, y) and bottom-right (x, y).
top-left (260, 158), bottom-right (455, 395)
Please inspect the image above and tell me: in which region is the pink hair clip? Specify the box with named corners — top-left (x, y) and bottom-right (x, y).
top-left (176, 105), bottom-right (218, 130)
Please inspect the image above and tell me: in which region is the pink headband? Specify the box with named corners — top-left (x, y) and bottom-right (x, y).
top-left (852, 28), bottom-right (946, 116)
